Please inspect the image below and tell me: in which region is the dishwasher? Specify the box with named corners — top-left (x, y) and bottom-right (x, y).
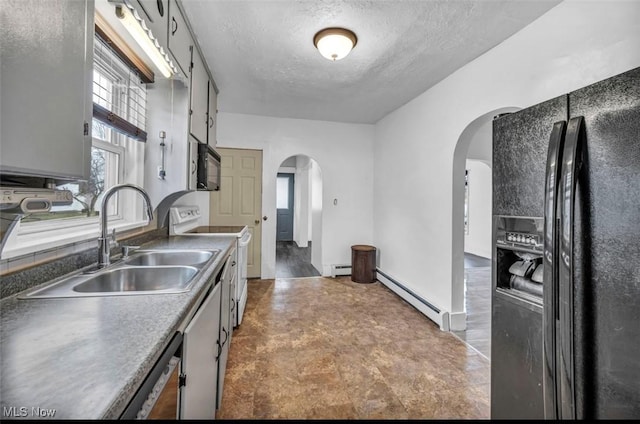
top-left (120, 332), bottom-right (183, 420)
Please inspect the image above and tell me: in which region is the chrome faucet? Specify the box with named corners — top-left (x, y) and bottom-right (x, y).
top-left (97, 184), bottom-right (154, 268)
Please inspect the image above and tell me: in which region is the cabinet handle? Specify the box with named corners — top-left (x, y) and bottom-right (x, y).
top-left (231, 298), bottom-right (235, 312)
top-left (221, 327), bottom-right (228, 347)
top-left (232, 261), bottom-right (236, 266)
top-left (209, 116), bottom-right (214, 128)
top-left (216, 339), bottom-right (221, 360)
top-left (171, 16), bottom-right (178, 35)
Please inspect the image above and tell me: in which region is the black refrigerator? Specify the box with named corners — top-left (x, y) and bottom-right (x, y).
top-left (491, 67), bottom-right (640, 419)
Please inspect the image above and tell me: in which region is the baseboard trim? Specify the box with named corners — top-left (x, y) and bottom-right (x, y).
top-left (376, 268), bottom-right (450, 332)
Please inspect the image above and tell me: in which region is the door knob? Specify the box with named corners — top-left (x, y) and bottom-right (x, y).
top-left (254, 219), bottom-right (260, 224)
top-left (263, 216), bottom-right (268, 221)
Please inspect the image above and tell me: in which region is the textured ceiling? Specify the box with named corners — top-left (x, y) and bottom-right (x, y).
top-left (181, 0), bottom-right (561, 124)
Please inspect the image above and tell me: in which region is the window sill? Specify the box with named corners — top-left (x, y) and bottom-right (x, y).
top-left (1, 219), bottom-right (150, 261)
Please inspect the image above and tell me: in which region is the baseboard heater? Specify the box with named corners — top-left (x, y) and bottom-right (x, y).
top-left (376, 268), bottom-right (450, 331)
top-left (330, 264), bottom-right (351, 277)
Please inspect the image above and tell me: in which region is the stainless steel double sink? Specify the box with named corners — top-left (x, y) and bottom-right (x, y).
top-left (21, 249), bottom-right (220, 299)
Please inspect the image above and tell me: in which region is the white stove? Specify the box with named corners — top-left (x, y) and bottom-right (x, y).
top-left (170, 206), bottom-right (251, 326)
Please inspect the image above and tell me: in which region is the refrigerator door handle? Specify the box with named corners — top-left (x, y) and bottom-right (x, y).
top-left (557, 116), bottom-right (584, 419)
top-left (542, 120), bottom-right (566, 419)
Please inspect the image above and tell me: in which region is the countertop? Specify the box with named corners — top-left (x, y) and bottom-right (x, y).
top-left (0, 235), bottom-right (237, 420)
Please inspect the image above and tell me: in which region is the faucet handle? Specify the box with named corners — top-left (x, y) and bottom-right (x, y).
top-left (110, 228), bottom-right (119, 247)
top-left (121, 245), bottom-right (141, 258)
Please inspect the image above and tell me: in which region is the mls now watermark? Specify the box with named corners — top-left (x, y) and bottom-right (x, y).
top-left (3, 406), bottom-right (57, 418)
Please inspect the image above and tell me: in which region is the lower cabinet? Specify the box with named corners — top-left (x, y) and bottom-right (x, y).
top-left (180, 282), bottom-right (221, 419)
top-left (182, 247), bottom-right (237, 417)
top-left (216, 249), bottom-right (236, 409)
top-left (123, 248), bottom-right (238, 420)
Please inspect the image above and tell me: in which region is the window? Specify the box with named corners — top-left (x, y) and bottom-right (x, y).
top-left (20, 35), bottom-right (147, 228)
top-left (277, 176), bottom-right (291, 209)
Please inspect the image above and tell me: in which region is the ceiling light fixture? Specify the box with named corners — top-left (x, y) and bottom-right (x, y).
top-left (313, 27), bottom-right (357, 61)
top-left (115, 4), bottom-right (176, 78)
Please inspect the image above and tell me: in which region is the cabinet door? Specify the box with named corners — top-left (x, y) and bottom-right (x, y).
top-left (181, 284), bottom-right (221, 419)
top-left (135, 0), bottom-right (168, 51)
top-left (167, 0), bottom-right (192, 78)
top-left (230, 278), bottom-right (237, 328)
top-left (190, 49), bottom-right (209, 144)
top-left (207, 81), bottom-right (218, 147)
top-left (216, 253), bottom-right (234, 409)
top-left (0, 0), bottom-right (94, 181)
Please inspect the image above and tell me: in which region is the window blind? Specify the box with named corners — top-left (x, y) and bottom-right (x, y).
top-left (93, 35), bottom-right (148, 142)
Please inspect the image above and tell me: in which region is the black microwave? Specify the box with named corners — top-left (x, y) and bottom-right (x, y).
top-left (197, 144), bottom-right (221, 191)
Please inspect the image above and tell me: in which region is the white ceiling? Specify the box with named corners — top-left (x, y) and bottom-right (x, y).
top-left (181, 0), bottom-right (561, 124)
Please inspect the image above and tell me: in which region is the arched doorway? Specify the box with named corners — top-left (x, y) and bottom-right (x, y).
top-left (275, 154), bottom-right (323, 278)
top-left (451, 107), bottom-right (520, 357)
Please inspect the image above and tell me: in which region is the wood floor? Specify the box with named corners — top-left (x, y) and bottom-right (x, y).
top-left (217, 277), bottom-right (490, 419)
top-left (452, 253), bottom-right (492, 359)
top-left (275, 241), bottom-right (321, 278)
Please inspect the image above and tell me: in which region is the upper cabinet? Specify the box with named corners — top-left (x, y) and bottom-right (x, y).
top-left (167, 0), bottom-right (192, 78)
top-left (190, 49), bottom-right (209, 144)
top-left (135, 0), bottom-right (168, 51)
top-left (207, 80), bottom-right (218, 147)
top-left (0, 0), bottom-right (94, 183)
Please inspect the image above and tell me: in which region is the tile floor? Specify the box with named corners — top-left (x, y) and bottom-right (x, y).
top-left (218, 277), bottom-right (490, 419)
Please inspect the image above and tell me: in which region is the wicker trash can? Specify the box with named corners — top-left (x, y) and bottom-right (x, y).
top-left (351, 245), bottom-right (376, 283)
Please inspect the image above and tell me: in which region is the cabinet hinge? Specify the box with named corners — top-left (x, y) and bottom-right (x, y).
top-left (83, 122), bottom-right (89, 136)
top-left (189, 109), bottom-right (193, 116)
top-left (179, 373), bottom-right (187, 387)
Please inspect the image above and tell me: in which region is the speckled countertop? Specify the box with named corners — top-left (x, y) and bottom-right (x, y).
top-left (0, 235), bottom-right (236, 419)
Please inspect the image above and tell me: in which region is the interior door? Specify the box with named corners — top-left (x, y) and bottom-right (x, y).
top-left (276, 173), bottom-right (294, 241)
top-left (210, 148), bottom-right (263, 278)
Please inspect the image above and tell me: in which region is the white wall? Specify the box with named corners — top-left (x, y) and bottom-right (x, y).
top-left (293, 156), bottom-right (311, 248)
top-left (217, 113), bottom-right (375, 278)
top-left (373, 0), bottom-right (640, 329)
top-left (466, 118), bottom-right (492, 165)
top-left (464, 160), bottom-right (492, 259)
top-left (310, 160), bottom-right (323, 273)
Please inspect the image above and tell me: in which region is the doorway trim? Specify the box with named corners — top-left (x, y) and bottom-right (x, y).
top-left (274, 154), bottom-right (323, 276)
top-left (451, 106), bottom-right (521, 331)
top-left (276, 172), bottom-right (295, 241)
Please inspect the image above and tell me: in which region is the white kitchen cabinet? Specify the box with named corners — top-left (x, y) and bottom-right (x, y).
top-left (180, 282), bottom-right (221, 419)
top-left (0, 0), bottom-right (94, 182)
top-left (167, 0), bottom-right (192, 78)
top-left (135, 0), bottom-right (169, 53)
top-left (229, 247), bottom-right (238, 328)
top-left (207, 80), bottom-right (218, 147)
top-left (216, 249), bottom-right (236, 409)
top-left (189, 49), bottom-right (209, 144)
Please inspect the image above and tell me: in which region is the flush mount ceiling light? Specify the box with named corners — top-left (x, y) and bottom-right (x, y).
top-left (313, 27), bottom-right (358, 61)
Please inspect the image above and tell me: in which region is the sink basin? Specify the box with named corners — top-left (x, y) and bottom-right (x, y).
top-left (124, 249), bottom-right (216, 267)
top-left (22, 265), bottom-right (200, 298)
top-left (20, 248), bottom-right (219, 299)
top-left (73, 266), bottom-right (198, 293)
